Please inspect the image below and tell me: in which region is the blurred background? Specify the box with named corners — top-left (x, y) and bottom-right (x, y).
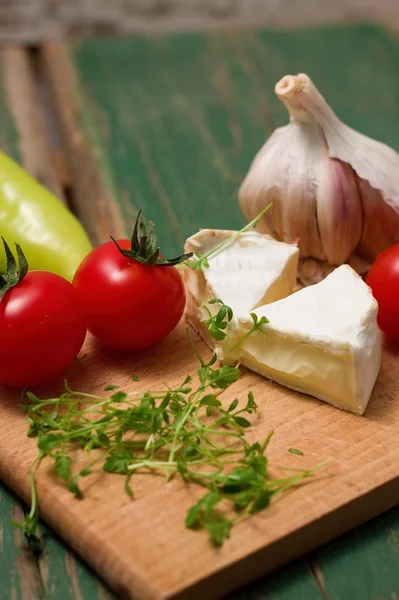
top-left (1, 0), bottom-right (399, 42)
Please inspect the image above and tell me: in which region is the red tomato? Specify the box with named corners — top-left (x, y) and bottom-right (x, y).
top-left (0, 272), bottom-right (87, 388)
top-left (73, 239), bottom-right (186, 350)
top-left (366, 244), bottom-right (399, 339)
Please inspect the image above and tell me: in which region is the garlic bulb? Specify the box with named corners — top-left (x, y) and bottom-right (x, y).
top-left (239, 73), bottom-right (399, 285)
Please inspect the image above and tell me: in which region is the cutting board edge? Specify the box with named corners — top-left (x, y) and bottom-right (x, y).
top-left (2, 459), bottom-right (399, 600)
top-left (167, 474), bottom-right (399, 600)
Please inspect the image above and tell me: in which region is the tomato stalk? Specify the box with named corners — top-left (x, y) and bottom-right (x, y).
top-left (0, 238), bottom-right (28, 300)
top-left (110, 211), bottom-right (193, 267)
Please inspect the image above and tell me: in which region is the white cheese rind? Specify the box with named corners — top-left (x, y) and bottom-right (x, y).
top-left (218, 265), bottom-right (381, 415)
top-left (183, 229), bottom-right (299, 348)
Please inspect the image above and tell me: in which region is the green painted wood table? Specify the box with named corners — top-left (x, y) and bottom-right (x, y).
top-left (2, 23), bottom-right (399, 600)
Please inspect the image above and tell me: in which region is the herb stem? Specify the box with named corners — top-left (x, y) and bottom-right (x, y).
top-left (27, 469), bottom-right (38, 528)
top-left (230, 326), bottom-right (258, 350)
top-left (186, 203), bottom-right (272, 270)
top-left (186, 328), bottom-right (206, 367)
top-left (128, 460), bottom-right (177, 471)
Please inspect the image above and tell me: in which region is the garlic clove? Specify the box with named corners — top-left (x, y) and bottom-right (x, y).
top-left (281, 177), bottom-right (322, 259)
top-left (239, 127), bottom-right (288, 240)
top-left (356, 176), bottom-right (399, 261)
top-left (316, 158), bottom-right (362, 265)
top-left (239, 122), bottom-right (325, 260)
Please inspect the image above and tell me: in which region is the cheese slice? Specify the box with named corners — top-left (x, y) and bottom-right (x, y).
top-left (218, 265), bottom-right (381, 415)
top-left (183, 229), bottom-right (299, 348)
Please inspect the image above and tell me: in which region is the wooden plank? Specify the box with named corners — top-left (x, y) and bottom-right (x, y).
top-left (2, 0), bottom-right (399, 43)
top-left (0, 47), bottom-right (45, 600)
top-left (1, 47), bottom-right (65, 200)
top-left (39, 523), bottom-right (116, 600)
top-left (0, 485), bottom-right (40, 600)
top-left (312, 512), bottom-right (399, 600)
top-left (230, 559), bottom-right (326, 600)
top-left (41, 43), bottom-right (127, 246)
top-left (0, 47), bottom-right (114, 600)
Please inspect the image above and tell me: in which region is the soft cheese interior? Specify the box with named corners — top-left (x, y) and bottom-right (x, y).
top-left (219, 265), bottom-right (381, 415)
top-left (184, 230), bottom-right (299, 347)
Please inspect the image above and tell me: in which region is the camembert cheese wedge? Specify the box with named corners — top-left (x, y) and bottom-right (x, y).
top-left (219, 265), bottom-right (381, 415)
top-left (184, 229), bottom-right (299, 347)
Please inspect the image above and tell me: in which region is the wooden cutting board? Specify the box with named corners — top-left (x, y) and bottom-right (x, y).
top-left (1, 323), bottom-right (399, 600)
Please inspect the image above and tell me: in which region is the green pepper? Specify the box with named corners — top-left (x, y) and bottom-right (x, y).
top-left (0, 151), bottom-right (92, 281)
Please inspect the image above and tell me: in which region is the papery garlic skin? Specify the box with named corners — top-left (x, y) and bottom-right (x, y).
top-left (239, 73), bottom-right (399, 284)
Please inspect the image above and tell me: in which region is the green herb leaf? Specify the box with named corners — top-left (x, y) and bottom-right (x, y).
top-left (245, 391), bottom-right (257, 413)
top-left (110, 391), bottom-right (127, 403)
top-left (288, 448), bottom-right (304, 456)
top-left (186, 491), bottom-right (220, 529)
top-left (68, 477), bottom-right (83, 497)
top-left (201, 299), bottom-right (234, 342)
top-left (103, 450), bottom-right (134, 474)
top-left (206, 517), bottom-right (232, 547)
top-left (98, 433), bottom-right (110, 447)
top-left (124, 475), bottom-right (134, 498)
top-left (80, 468), bottom-right (92, 477)
top-left (233, 416), bottom-right (251, 428)
top-left (200, 395), bottom-right (222, 407)
top-left (26, 391), bottom-right (41, 404)
top-left (38, 433), bottom-right (63, 453)
top-left (250, 490), bottom-right (271, 513)
top-left (105, 384), bottom-right (119, 391)
top-left (55, 453), bottom-right (72, 481)
top-left (246, 453), bottom-right (267, 477)
top-left (228, 399), bottom-right (238, 413)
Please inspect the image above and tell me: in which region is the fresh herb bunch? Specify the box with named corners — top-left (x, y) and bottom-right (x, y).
top-left (17, 324), bottom-right (329, 547)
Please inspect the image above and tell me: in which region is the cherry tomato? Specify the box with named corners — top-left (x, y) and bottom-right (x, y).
top-left (366, 243), bottom-right (399, 340)
top-left (0, 271), bottom-right (87, 388)
top-left (73, 239), bottom-right (186, 350)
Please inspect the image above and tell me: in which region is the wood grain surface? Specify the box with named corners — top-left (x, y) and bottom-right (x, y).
top-left (1, 47), bottom-right (65, 200)
top-left (48, 25), bottom-right (399, 255)
top-left (1, 329), bottom-right (399, 600)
